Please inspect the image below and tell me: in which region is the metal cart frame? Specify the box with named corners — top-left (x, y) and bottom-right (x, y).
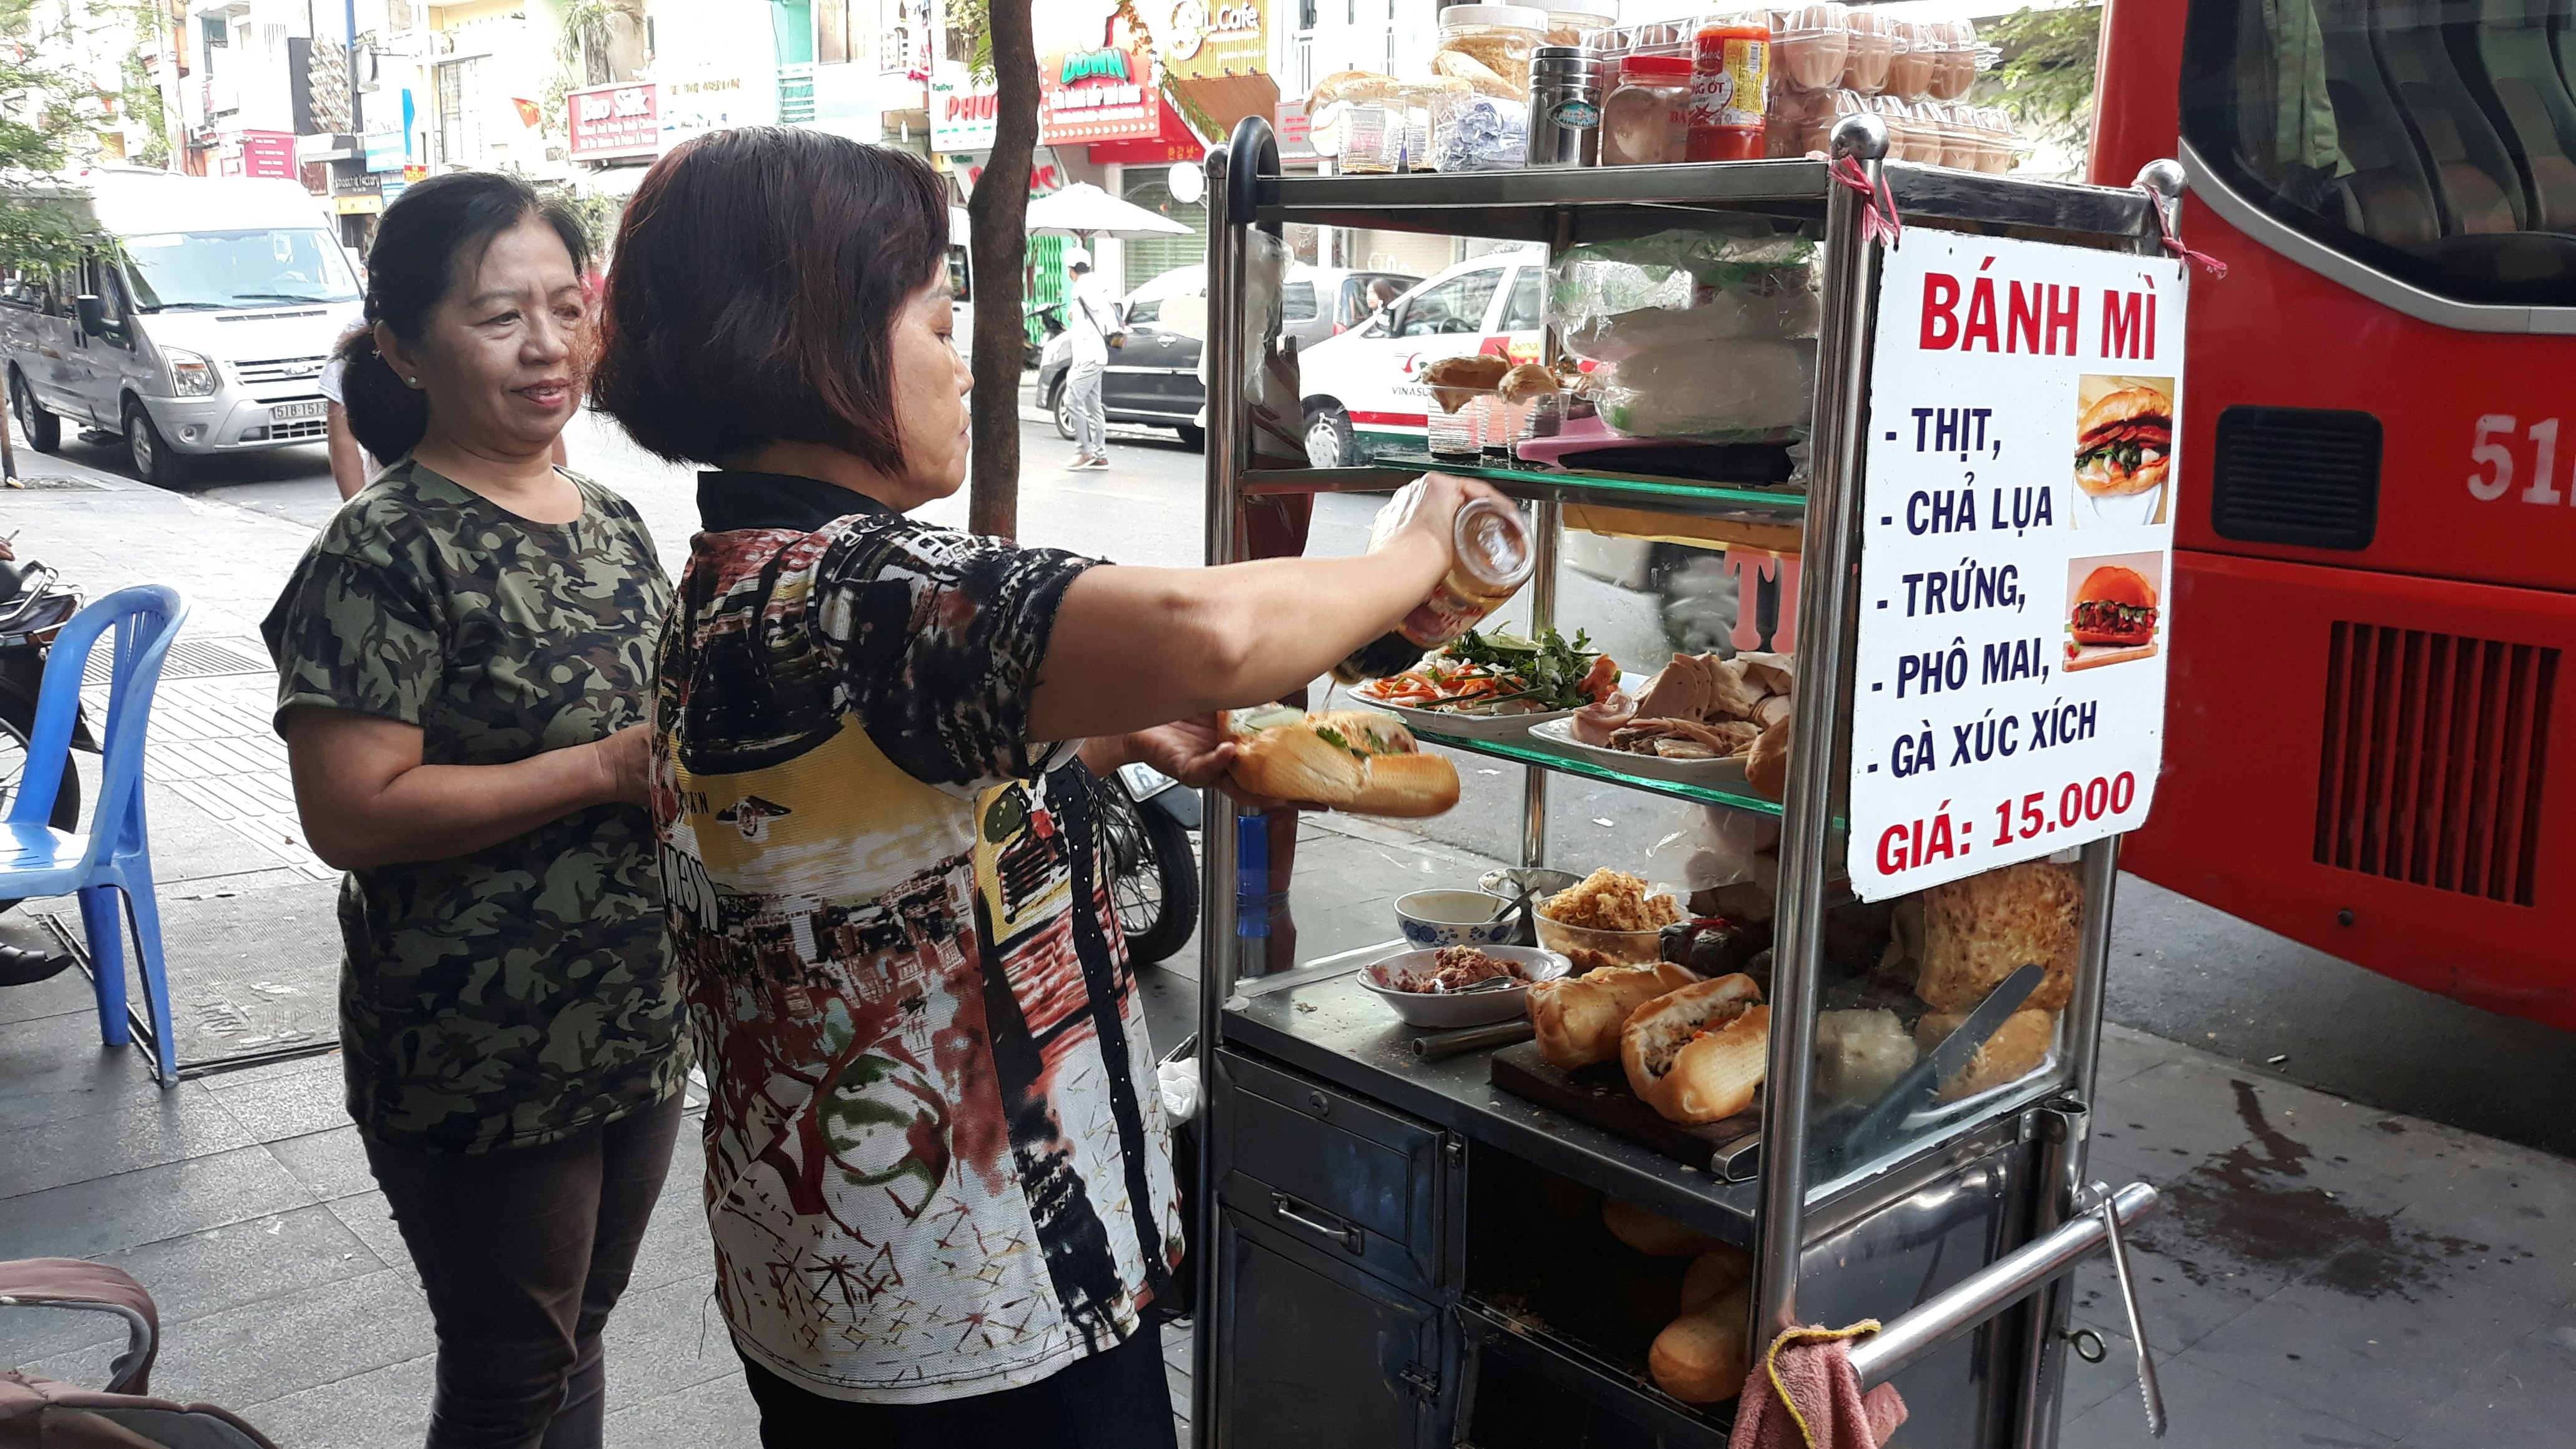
top-left (1188, 115), bottom-right (2184, 1448)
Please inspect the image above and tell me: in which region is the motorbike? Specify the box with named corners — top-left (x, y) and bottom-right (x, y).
top-left (1088, 759), bottom-right (1200, 966)
top-left (0, 537), bottom-right (89, 914)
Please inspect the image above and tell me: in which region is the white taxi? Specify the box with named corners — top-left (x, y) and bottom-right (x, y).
top-left (1295, 253), bottom-right (1546, 467)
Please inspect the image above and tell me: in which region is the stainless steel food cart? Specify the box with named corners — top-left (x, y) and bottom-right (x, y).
top-left (1186, 115), bottom-right (2180, 1449)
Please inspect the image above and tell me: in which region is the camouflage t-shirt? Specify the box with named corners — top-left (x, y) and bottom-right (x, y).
top-left (262, 460), bottom-right (686, 1153)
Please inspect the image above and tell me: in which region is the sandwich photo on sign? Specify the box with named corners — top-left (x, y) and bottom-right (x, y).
top-left (2071, 374), bottom-right (2175, 528)
top-left (2063, 552), bottom-right (2164, 671)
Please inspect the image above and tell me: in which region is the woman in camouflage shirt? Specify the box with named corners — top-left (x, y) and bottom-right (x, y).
top-left (264, 172), bottom-right (683, 1449)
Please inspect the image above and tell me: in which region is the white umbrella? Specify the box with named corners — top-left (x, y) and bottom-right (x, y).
top-left (1023, 182), bottom-right (1194, 239)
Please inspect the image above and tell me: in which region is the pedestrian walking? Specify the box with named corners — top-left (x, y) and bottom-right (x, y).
top-left (588, 125), bottom-right (1507, 1449)
top-left (1063, 245), bottom-right (1115, 469)
top-left (261, 171), bottom-right (685, 1449)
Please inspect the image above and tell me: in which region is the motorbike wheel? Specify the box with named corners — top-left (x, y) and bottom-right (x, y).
top-left (10, 368), bottom-right (60, 453)
top-left (0, 710), bottom-right (80, 914)
top-left (1094, 780), bottom-right (1199, 965)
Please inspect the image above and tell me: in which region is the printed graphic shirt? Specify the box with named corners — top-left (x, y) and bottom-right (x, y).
top-left (655, 472), bottom-right (1181, 1404)
top-left (263, 461), bottom-right (686, 1153)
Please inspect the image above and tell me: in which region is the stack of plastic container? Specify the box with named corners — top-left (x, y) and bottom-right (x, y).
top-left (1752, 4), bottom-right (2012, 170)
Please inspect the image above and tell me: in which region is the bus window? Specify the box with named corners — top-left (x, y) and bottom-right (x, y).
top-left (946, 244), bottom-right (970, 302)
top-left (2182, 0), bottom-right (2576, 305)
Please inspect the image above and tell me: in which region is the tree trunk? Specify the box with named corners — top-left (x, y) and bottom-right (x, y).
top-left (965, 0), bottom-right (1040, 539)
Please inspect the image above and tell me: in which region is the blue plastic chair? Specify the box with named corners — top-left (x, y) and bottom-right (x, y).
top-left (1, 585), bottom-right (190, 1087)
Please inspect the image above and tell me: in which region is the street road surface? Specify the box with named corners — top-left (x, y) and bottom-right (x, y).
top-left (13, 400), bottom-right (2572, 1159)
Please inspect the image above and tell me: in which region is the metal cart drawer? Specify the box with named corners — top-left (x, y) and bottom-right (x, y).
top-left (1217, 1206), bottom-right (1450, 1449)
top-left (1213, 1048), bottom-right (1450, 1295)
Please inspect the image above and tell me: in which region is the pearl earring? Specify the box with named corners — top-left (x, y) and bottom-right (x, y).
top-left (406, 376), bottom-right (422, 388)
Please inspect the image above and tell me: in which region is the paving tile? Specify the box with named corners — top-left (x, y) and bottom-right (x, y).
top-left (597, 1274), bottom-right (741, 1404)
top-left (14, 1264), bottom-right (430, 1412)
top-left (0, 1012), bottom-right (180, 1132)
top-left (264, 1125), bottom-right (377, 1202)
top-left (200, 1047), bottom-right (343, 1092)
top-left (598, 1367), bottom-right (759, 1447)
top-left (2056, 1321), bottom-right (2162, 1428)
top-left (0, 1077), bottom-right (252, 1198)
top-left (0, 1144), bottom-right (314, 1261)
top-left (207, 1061), bottom-right (350, 1141)
top-left (0, 1203), bottom-right (388, 1372)
top-left (2187, 1276), bottom-right (2555, 1440)
top-left (624, 1173), bottom-right (716, 1294)
top-left (2384, 1151), bottom-right (2576, 1311)
top-left (324, 1190), bottom-right (418, 1290)
top-left (2058, 1352), bottom-right (2393, 1449)
top-left (2393, 1318), bottom-right (2576, 1448)
top-left (230, 1350), bottom-right (437, 1449)
top-left (2091, 1023), bottom-right (2172, 1088)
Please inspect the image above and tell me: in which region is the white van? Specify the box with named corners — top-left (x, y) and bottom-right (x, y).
top-left (0, 166), bottom-right (363, 487)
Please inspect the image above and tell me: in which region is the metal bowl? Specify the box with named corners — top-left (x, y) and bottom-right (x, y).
top-left (1356, 945), bottom-right (1573, 1028)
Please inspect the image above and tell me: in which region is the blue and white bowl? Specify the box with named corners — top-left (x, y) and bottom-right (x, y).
top-left (1395, 889), bottom-right (1518, 949)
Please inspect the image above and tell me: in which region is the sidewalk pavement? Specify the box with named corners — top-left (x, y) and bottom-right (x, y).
top-left (3, 447), bottom-right (2571, 1447)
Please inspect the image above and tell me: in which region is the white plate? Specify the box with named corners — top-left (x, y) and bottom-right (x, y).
top-left (1526, 716), bottom-right (1751, 788)
top-left (1355, 696), bottom-right (1579, 741)
top-left (270, 399), bottom-right (328, 422)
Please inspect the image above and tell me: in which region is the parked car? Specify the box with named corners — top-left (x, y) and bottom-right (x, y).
top-left (0, 166), bottom-right (363, 488)
top-left (1037, 263), bottom-right (1418, 451)
top-left (1293, 252), bottom-right (1546, 469)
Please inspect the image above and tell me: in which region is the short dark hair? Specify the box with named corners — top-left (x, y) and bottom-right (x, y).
top-left (590, 127), bottom-right (952, 471)
top-left (334, 171), bottom-right (590, 461)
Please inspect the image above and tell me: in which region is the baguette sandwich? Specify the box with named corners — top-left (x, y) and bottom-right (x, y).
top-left (1620, 973), bottom-right (1769, 1124)
top-left (1528, 959), bottom-right (1700, 1070)
top-left (1221, 705), bottom-right (1461, 818)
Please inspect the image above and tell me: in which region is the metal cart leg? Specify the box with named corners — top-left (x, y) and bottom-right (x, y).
top-left (1750, 111), bottom-right (1893, 1347)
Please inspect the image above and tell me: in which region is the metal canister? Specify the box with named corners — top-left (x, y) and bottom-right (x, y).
top-left (1525, 45), bottom-right (1607, 167)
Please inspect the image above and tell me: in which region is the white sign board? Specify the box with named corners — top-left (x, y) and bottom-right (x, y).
top-left (1846, 232), bottom-right (2187, 900)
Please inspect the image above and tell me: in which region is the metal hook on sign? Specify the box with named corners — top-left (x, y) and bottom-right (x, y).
top-left (2095, 1183), bottom-right (2169, 1437)
top-left (2064, 1326), bottom-right (2109, 1364)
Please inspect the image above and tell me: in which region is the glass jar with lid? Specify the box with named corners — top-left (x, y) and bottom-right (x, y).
top-left (1433, 4), bottom-right (1548, 101)
top-left (1603, 54), bottom-right (1694, 165)
top-left (1538, 0), bottom-right (1617, 49)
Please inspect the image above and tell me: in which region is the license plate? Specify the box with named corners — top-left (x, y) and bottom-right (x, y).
top-left (270, 400), bottom-right (327, 422)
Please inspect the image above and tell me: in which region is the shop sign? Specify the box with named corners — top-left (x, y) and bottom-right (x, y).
top-left (363, 130), bottom-right (406, 172)
top-left (1162, 0), bottom-right (1266, 80)
top-left (930, 62), bottom-right (998, 152)
top-left (1037, 11), bottom-right (1161, 147)
top-left (568, 81), bottom-right (660, 161)
top-left (402, 164), bottom-right (427, 183)
top-left (1845, 232), bottom-right (2187, 900)
top-left (333, 194), bottom-right (383, 215)
top-left (328, 168), bottom-right (383, 199)
top-left (240, 130), bottom-right (296, 178)
top-left (381, 178), bottom-right (408, 204)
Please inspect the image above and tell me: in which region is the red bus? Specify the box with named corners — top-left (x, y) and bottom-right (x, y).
top-left (2092, 0), bottom-right (2576, 1030)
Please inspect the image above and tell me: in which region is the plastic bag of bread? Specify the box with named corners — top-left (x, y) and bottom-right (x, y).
top-left (1815, 1008), bottom-right (1918, 1104)
top-left (1912, 861), bottom-right (2082, 1013)
top-left (1621, 973), bottom-right (1769, 1123)
top-left (1528, 959), bottom-right (1699, 1071)
top-left (1420, 353), bottom-right (1510, 414)
top-left (1596, 339), bottom-right (1818, 440)
top-left (1915, 1007), bottom-right (2057, 1100)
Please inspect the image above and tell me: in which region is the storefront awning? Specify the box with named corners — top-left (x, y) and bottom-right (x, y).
top-left (1089, 101), bottom-right (1207, 165)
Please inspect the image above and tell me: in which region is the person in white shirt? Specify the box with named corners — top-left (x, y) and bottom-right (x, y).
top-left (1063, 247), bottom-right (1115, 470)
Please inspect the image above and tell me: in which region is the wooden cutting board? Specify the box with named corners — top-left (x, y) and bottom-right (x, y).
top-left (1491, 1041), bottom-right (1760, 1175)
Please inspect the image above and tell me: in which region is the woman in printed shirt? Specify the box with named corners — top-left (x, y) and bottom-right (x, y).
top-left (590, 127), bottom-right (1502, 1447)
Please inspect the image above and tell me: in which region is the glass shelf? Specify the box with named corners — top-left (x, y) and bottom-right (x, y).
top-left (1239, 454), bottom-right (1809, 524)
top-left (1413, 725), bottom-right (1785, 817)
